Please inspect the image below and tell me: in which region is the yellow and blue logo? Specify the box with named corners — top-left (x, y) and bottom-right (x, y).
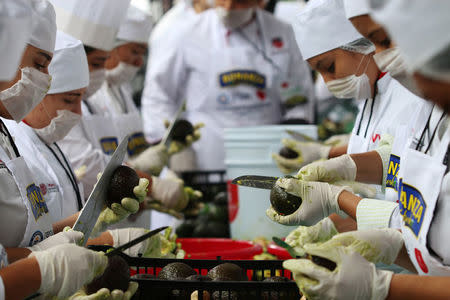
top-left (127, 132), bottom-right (148, 156)
top-left (100, 137), bottom-right (119, 155)
top-left (219, 70), bottom-right (266, 89)
top-left (26, 183), bottom-right (48, 221)
top-left (29, 230), bottom-right (44, 246)
top-left (386, 154), bottom-right (400, 190)
top-left (398, 179), bottom-right (426, 237)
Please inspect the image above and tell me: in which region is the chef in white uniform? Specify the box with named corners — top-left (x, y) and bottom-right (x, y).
top-left (141, 0), bottom-right (315, 171)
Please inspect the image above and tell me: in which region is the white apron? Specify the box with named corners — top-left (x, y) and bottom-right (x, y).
top-left (398, 113), bottom-right (450, 275)
top-left (0, 244), bottom-right (7, 269)
top-left (0, 145), bottom-right (53, 247)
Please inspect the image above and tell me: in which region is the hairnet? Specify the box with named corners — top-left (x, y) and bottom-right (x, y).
top-left (28, 0), bottom-right (57, 53)
top-left (116, 5), bottom-right (153, 46)
top-left (340, 38), bottom-right (375, 55)
top-left (294, 0), bottom-right (364, 60)
top-left (0, 0), bottom-right (33, 81)
top-left (343, 0), bottom-right (370, 19)
top-left (48, 31), bottom-right (89, 94)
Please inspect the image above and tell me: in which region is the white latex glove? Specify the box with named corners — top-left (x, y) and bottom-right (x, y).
top-left (266, 178), bottom-right (350, 226)
top-left (272, 138), bottom-right (332, 174)
top-left (69, 282), bottom-right (139, 300)
top-left (149, 176), bottom-right (190, 211)
top-left (297, 154), bottom-right (356, 182)
top-left (323, 134), bottom-right (350, 147)
top-left (283, 244), bottom-right (393, 300)
top-left (285, 217), bottom-right (338, 255)
top-left (164, 120), bottom-right (204, 155)
top-left (29, 244), bottom-right (108, 299)
top-left (28, 227), bottom-right (84, 251)
top-left (91, 177), bottom-right (149, 237)
top-left (128, 143), bottom-right (169, 176)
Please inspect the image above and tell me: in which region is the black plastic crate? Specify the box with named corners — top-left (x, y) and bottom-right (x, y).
top-left (180, 170), bottom-right (227, 202)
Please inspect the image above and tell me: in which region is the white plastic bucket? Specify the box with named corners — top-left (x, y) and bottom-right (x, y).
top-left (225, 125), bottom-right (317, 240)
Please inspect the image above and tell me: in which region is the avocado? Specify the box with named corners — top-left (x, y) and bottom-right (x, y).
top-left (270, 184), bottom-right (302, 216)
top-left (85, 255), bottom-right (130, 295)
top-left (158, 262), bottom-right (196, 280)
top-left (176, 219), bottom-right (196, 237)
top-left (106, 166), bottom-right (140, 207)
top-left (213, 192), bottom-right (228, 205)
top-left (208, 263), bottom-right (247, 281)
top-left (172, 119), bottom-right (194, 144)
top-left (186, 274), bottom-right (212, 282)
top-left (263, 276), bottom-right (291, 282)
top-left (278, 147), bottom-right (298, 159)
top-left (308, 254), bottom-right (337, 271)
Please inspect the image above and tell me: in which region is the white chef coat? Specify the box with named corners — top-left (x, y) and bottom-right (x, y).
top-left (5, 120), bottom-right (84, 223)
top-left (141, 8), bottom-right (315, 170)
top-left (0, 243), bottom-right (5, 300)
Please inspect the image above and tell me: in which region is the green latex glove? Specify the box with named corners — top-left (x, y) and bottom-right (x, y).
top-left (164, 120), bottom-right (204, 155)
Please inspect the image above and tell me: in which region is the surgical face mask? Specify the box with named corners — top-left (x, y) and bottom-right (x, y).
top-left (105, 62), bottom-right (140, 86)
top-left (34, 109), bottom-right (81, 144)
top-left (216, 7), bottom-right (255, 30)
top-left (373, 47), bottom-right (407, 77)
top-left (0, 67), bottom-right (51, 122)
top-left (85, 69), bottom-right (106, 98)
top-left (326, 56), bottom-right (372, 100)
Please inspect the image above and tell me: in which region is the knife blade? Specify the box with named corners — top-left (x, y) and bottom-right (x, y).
top-left (161, 100), bottom-right (186, 147)
top-left (285, 130), bottom-right (317, 143)
top-left (73, 135), bottom-right (129, 245)
top-left (231, 175), bottom-right (279, 190)
top-left (106, 226), bottom-right (168, 257)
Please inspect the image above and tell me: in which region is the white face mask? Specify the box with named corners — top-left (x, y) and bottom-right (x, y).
top-left (326, 56), bottom-right (372, 100)
top-left (373, 47), bottom-right (407, 77)
top-left (85, 69), bottom-right (106, 98)
top-left (0, 67), bottom-right (51, 122)
top-left (34, 109), bottom-right (81, 145)
top-left (216, 7), bottom-right (255, 30)
top-left (105, 62), bottom-right (140, 86)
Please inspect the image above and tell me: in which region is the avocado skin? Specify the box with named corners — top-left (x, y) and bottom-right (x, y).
top-left (278, 147), bottom-right (298, 159)
top-left (86, 255), bottom-right (130, 295)
top-left (270, 184), bottom-right (302, 216)
top-left (208, 263), bottom-right (247, 281)
top-left (158, 262), bottom-right (197, 280)
top-left (263, 276), bottom-right (291, 282)
top-left (185, 274), bottom-right (212, 282)
top-left (172, 119), bottom-right (194, 143)
top-left (106, 166), bottom-right (140, 207)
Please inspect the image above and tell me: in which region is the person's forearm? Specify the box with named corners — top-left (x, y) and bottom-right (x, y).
top-left (0, 257), bottom-right (41, 300)
top-left (337, 190), bottom-right (363, 219)
top-left (86, 231), bottom-right (113, 246)
top-left (387, 274), bottom-right (450, 300)
top-left (52, 212), bottom-right (79, 233)
top-left (350, 151), bottom-right (383, 184)
top-left (393, 245), bottom-right (417, 273)
top-left (328, 213), bottom-right (357, 233)
top-left (5, 248), bottom-right (31, 263)
top-left (328, 145), bottom-right (348, 158)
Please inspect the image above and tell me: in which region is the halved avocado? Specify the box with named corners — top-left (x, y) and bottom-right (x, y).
top-left (158, 262), bottom-right (197, 280)
top-left (278, 147), bottom-right (299, 159)
top-left (172, 119), bottom-right (194, 144)
top-left (106, 166), bottom-right (140, 207)
top-left (270, 184), bottom-right (302, 216)
top-left (85, 255), bottom-right (130, 295)
top-left (208, 263), bottom-right (247, 281)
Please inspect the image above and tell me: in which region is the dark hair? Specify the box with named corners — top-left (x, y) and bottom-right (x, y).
top-left (83, 45), bottom-right (97, 54)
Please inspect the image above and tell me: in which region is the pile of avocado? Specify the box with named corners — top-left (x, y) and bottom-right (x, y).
top-left (176, 191), bottom-right (229, 238)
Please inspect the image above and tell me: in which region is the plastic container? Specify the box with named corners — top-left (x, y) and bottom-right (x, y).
top-left (224, 125), bottom-right (317, 240)
top-left (177, 238), bottom-right (263, 260)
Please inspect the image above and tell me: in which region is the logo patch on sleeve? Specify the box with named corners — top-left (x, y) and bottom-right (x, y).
top-left (100, 137), bottom-right (119, 155)
top-left (26, 183), bottom-right (49, 221)
top-left (398, 179), bottom-right (426, 237)
top-left (219, 70), bottom-right (266, 89)
top-left (127, 132), bottom-right (148, 156)
top-left (386, 154), bottom-right (400, 190)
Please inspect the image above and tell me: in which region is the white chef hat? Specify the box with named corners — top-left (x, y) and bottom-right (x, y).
top-left (0, 0), bottom-right (33, 81)
top-left (49, 0), bottom-right (132, 51)
top-left (28, 0), bottom-right (57, 53)
top-left (294, 0), bottom-right (364, 60)
top-left (369, 0), bottom-right (450, 72)
top-left (343, 0), bottom-right (370, 19)
top-left (48, 31), bottom-right (89, 94)
top-left (116, 5), bottom-right (153, 45)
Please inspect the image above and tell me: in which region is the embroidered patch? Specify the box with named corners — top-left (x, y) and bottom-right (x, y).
top-left (26, 183), bottom-right (49, 221)
top-left (29, 230), bottom-right (44, 246)
top-left (386, 154), bottom-right (400, 191)
top-left (398, 179), bottom-right (426, 237)
top-left (100, 136), bottom-right (119, 155)
top-left (219, 70), bottom-right (266, 89)
top-left (127, 132), bottom-right (148, 156)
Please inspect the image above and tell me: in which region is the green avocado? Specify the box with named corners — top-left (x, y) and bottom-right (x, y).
top-left (208, 263), bottom-right (247, 281)
top-left (172, 119), bottom-right (194, 144)
top-left (85, 255), bottom-right (130, 295)
top-left (158, 262), bottom-right (197, 280)
top-left (278, 146), bottom-right (299, 159)
top-left (270, 184), bottom-right (302, 216)
top-left (106, 166), bottom-right (140, 207)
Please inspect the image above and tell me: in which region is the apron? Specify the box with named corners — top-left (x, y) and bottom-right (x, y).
top-left (397, 112), bottom-right (450, 275)
top-left (0, 244), bottom-right (7, 269)
top-left (0, 146), bottom-right (53, 247)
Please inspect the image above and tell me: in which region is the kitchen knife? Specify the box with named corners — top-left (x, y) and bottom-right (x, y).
top-left (285, 130), bottom-right (317, 143)
top-left (106, 226), bottom-right (168, 257)
top-left (73, 135), bottom-right (129, 245)
top-left (231, 175), bottom-right (279, 190)
top-left (161, 100), bottom-right (186, 148)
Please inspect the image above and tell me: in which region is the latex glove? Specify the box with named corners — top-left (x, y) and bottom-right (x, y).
top-left (321, 228), bottom-right (404, 265)
top-left (323, 134), bottom-right (350, 147)
top-left (285, 217), bottom-right (338, 255)
top-left (69, 282), bottom-right (139, 300)
top-left (28, 227), bottom-right (84, 251)
top-left (266, 178), bottom-right (350, 226)
top-left (297, 154), bottom-right (356, 182)
top-left (29, 244), bottom-right (108, 299)
top-left (164, 120), bottom-right (204, 155)
top-left (272, 138), bottom-right (331, 174)
top-left (283, 244), bottom-right (393, 300)
top-left (148, 176), bottom-right (192, 211)
top-left (128, 143), bottom-right (168, 176)
top-left (91, 177), bottom-right (149, 237)
top-left (74, 165), bottom-right (87, 180)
